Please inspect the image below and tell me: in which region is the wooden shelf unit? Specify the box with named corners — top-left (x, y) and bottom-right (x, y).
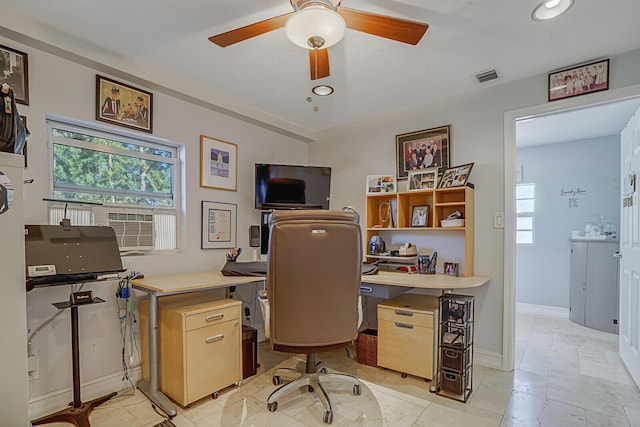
top-left (365, 186), bottom-right (475, 276)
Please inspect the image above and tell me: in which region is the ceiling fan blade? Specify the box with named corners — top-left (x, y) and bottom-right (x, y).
top-left (337, 7), bottom-right (429, 45)
top-left (209, 13), bottom-right (293, 47)
top-left (309, 48), bottom-right (330, 80)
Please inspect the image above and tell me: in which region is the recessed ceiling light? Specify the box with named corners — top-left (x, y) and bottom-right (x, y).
top-left (531, 0), bottom-right (574, 21)
top-left (312, 85), bottom-right (334, 96)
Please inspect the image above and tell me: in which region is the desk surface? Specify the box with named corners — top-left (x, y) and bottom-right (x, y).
top-left (362, 271), bottom-right (490, 290)
top-left (131, 271), bottom-right (264, 294)
top-left (132, 270), bottom-right (489, 294)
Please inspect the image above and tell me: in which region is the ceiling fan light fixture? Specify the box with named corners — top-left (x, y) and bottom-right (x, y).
top-left (285, 6), bottom-right (346, 49)
top-left (312, 85), bottom-right (334, 96)
top-left (531, 0), bottom-right (574, 21)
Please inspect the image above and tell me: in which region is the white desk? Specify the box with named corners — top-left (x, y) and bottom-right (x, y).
top-left (131, 271), bottom-right (265, 417)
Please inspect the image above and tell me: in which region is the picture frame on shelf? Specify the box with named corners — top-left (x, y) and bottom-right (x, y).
top-left (444, 262), bottom-right (460, 277)
top-left (408, 167), bottom-right (438, 190)
top-left (366, 175), bottom-right (396, 194)
top-left (548, 58), bottom-right (609, 102)
top-left (437, 163), bottom-right (474, 189)
top-left (396, 125), bottom-right (451, 180)
top-left (201, 201), bottom-right (237, 249)
top-left (96, 75), bottom-right (153, 133)
top-left (200, 135), bottom-right (238, 191)
top-left (0, 44), bottom-right (29, 105)
top-left (411, 205), bottom-right (430, 227)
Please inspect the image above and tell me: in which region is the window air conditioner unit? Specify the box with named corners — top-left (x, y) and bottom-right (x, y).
top-left (93, 207), bottom-right (155, 252)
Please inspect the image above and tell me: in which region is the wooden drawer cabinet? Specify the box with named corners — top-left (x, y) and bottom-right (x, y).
top-left (140, 294), bottom-right (242, 406)
top-left (377, 293), bottom-right (438, 380)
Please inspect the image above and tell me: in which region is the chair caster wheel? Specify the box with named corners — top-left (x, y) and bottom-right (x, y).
top-left (308, 385), bottom-right (314, 392)
top-left (323, 410), bottom-right (333, 424)
top-left (353, 384), bottom-right (361, 395)
top-left (273, 375), bottom-right (282, 385)
top-left (211, 391), bottom-right (219, 399)
top-left (401, 372), bottom-right (407, 378)
top-left (268, 401), bottom-right (278, 412)
top-left (320, 367), bottom-right (328, 374)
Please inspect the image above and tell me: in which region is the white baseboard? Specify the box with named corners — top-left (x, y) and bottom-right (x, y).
top-left (474, 348), bottom-right (503, 370)
top-left (516, 302), bottom-right (569, 319)
top-left (28, 366), bottom-right (141, 420)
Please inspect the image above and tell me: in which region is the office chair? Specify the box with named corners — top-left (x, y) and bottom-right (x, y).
top-left (264, 209), bottom-right (363, 424)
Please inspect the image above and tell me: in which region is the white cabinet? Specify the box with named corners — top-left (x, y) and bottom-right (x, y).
top-left (569, 239), bottom-right (620, 334)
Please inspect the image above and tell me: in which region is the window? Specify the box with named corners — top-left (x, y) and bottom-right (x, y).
top-left (516, 183), bottom-right (535, 245)
top-left (47, 116), bottom-right (181, 252)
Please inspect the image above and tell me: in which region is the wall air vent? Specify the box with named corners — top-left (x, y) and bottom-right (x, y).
top-left (474, 69), bottom-right (499, 83)
top-left (93, 207), bottom-right (155, 252)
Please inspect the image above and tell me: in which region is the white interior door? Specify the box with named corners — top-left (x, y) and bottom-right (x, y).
top-left (619, 107), bottom-right (640, 386)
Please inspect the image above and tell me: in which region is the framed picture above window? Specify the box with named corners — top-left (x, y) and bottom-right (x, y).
top-left (0, 44), bottom-right (29, 105)
top-left (95, 75), bottom-right (153, 133)
top-left (396, 125), bottom-right (450, 180)
top-left (200, 135), bottom-right (238, 191)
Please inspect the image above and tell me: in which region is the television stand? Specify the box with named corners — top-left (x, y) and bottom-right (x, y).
top-left (31, 297), bottom-right (117, 427)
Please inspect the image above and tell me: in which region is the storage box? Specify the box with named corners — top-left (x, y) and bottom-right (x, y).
top-left (356, 329), bottom-right (378, 367)
top-left (439, 368), bottom-right (472, 402)
top-left (441, 219), bottom-right (464, 227)
top-left (440, 346), bottom-right (472, 372)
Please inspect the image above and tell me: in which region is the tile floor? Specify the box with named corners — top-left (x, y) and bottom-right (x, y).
top-left (40, 312), bottom-right (640, 426)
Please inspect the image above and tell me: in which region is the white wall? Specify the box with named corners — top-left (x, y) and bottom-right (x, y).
top-left (0, 34), bottom-right (310, 417)
top-left (310, 48), bottom-right (640, 361)
top-left (515, 136), bottom-right (621, 308)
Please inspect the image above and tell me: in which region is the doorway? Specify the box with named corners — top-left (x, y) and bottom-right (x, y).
top-left (503, 83), bottom-right (640, 372)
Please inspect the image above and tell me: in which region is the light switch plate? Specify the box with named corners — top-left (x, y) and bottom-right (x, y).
top-left (494, 212), bottom-right (504, 229)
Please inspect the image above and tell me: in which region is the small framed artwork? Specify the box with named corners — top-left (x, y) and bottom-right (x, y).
top-left (201, 201), bottom-right (237, 249)
top-left (444, 262), bottom-right (459, 277)
top-left (96, 75), bottom-right (153, 133)
top-left (0, 44), bottom-right (29, 105)
top-left (396, 125), bottom-right (451, 180)
top-left (437, 163), bottom-right (474, 189)
top-left (366, 175), bottom-right (396, 194)
top-left (200, 135), bottom-right (238, 191)
top-left (408, 167), bottom-right (438, 191)
top-left (548, 58), bottom-right (609, 102)
top-left (411, 205), bottom-right (430, 227)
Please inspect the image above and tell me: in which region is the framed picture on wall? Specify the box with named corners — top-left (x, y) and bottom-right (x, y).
top-left (396, 125), bottom-right (451, 180)
top-left (200, 135), bottom-right (238, 191)
top-left (548, 58), bottom-right (609, 102)
top-left (0, 44), bottom-right (29, 105)
top-left (201, 201), bottom-right (237, 249)
top-left (95, 75), bottom-right (153, 133)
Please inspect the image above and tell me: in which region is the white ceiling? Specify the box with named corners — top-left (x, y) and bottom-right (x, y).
top-left (1, 0), bottom-right (640, 139)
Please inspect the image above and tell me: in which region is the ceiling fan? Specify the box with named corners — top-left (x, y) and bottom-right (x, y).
top-left (209, 0), bottom-right (429, 81)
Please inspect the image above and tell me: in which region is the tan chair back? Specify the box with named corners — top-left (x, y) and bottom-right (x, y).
top-left (267, 210), bottom-right (362, 352)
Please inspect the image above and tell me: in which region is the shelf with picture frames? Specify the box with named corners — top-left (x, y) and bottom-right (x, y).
top-left (365, 186), bottom-right (475, 276)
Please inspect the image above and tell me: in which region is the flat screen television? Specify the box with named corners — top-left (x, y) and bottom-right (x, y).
top-left (255, 164), bottom-right (331, 210)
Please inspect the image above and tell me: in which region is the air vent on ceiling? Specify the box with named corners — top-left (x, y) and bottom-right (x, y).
top-left (474, 69), bottom-right (499, 83)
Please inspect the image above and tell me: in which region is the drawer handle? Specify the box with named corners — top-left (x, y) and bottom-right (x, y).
top-left (394, 310), bottom-right (414, 317)
top-left (395, 322), bottom-right (414, 329)
top-left (444, 350), bottom-right (459, 358)
top-left (360, 286), bottom-right (373, 293)
top-left (205, 313), bottom-right (224, 322)
top-left (205, 334), bottom-right (224, 344)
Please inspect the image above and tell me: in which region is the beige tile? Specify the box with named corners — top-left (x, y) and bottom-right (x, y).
top-left (467, 381), bottom-right (512, 415)
top-left (579, 358), bottom-right (635, 385)
top-left (624, 405), bottom-right (640, 427)
top-left (585, 407), bottom-right (631, 427)
top-left (235, 407), bottom-right (308, 427)
top-left (191, 396), bottom-right (264, 426)
top-left (90, 405), bottom-right (147, 426)
top-left (500, 390), bottom-right (586, 427)
top-left (370, 386), bottom-right (429, 426)
top-left (414, 398), bottom-right (502, 427)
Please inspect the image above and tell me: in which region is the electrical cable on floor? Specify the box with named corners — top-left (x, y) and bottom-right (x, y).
top-left (115, 271), bottom-right (142, 396)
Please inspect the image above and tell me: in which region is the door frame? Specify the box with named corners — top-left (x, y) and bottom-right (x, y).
top-left (502, 83), bottom-right (640, 371)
